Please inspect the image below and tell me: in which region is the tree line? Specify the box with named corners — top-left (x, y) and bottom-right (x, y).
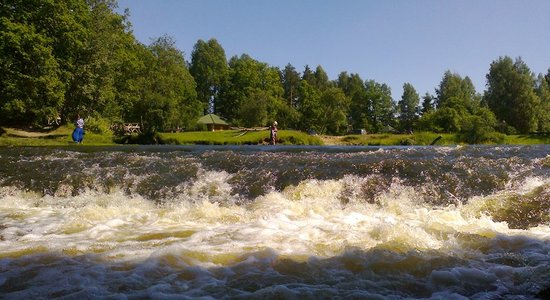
top-left (2, 0), bottom-right (549, 141)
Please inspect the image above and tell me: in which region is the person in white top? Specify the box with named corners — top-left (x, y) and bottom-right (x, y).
top-left (270, 121), bottom-right (278, 145)
top-left (72, 114), bottom-right (85, 143)
top-left (77, 116), bottom-right (84, 128)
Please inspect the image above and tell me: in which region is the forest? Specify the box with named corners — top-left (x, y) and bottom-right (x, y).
top-left (2, 0), bottom-right (550, 143)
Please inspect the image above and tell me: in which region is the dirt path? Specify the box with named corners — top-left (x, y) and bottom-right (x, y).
top-left (2, 127), bottom-right (64, 138)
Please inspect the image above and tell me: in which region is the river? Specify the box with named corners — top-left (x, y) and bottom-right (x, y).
top-left (0, 145), bottom-right (549, 299)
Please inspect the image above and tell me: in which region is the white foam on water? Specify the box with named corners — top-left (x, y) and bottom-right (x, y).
top-left (1, 174), bottom-right (549, 298)
top-left (168, 168), bottom-right (237, 205)
top-left (513, 176), bottom-right (547, 194)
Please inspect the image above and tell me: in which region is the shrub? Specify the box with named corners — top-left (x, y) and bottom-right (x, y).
top-left (459, 122), bottom-right (504, 144)
top-left (85, 116), bottom-right (112, 134)
top-left (115, 131), bottom-right (163, 144)
top-left (458, 108), bottom-right (504, 144)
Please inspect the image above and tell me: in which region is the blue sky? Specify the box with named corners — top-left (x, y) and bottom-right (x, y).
top-left (116, 0), bottom-right (550, 99)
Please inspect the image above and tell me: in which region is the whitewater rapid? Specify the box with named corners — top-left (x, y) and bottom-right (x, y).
top-left (0, 145), bottom-right (549, 299)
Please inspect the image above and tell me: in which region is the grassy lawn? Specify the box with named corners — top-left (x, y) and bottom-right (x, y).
top-left (1, 126), bottom-right (548, 146)
top-left (0, 126), bottom-right (116, 146)
top-left (340, 132), bottom-right (459, 146)
top-left (503, 134), bottom-right (550, 145)
top-left (159, 129), bottom-right (323, 145)
top-left (341, 132), bottom-right (550, 146)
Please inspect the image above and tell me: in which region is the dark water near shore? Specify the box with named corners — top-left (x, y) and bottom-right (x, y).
top-left (0, 145), bottom-right (549, 299)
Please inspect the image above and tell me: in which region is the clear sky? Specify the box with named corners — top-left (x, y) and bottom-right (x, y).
top-left (116, 0), bottom-right (550, 99)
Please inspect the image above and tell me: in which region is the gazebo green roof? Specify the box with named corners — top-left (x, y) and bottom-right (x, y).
top-left (196, 114), bottom-right (228, 125)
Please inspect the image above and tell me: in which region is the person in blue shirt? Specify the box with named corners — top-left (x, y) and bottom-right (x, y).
top-left (72, 114), bottom-right (85, 143)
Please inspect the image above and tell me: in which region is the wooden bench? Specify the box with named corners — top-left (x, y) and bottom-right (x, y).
top-left (123, 123), bottom-right (141, 134)
top-left (47, 116), bottom-right (61, 126)
top-left (111, 123), bottom-right (141, 135)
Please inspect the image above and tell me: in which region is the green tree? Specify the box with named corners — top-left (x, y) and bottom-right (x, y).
top-left (189, 38), bottom-right (228, 114)
top-left (0, 17), bottom-right (64, 126)
top-left (273, 97), bottom-right (300, 130)
top-left (484, 56), bottom-right (540, 133)
top-left (436, 71), bottom-right (478, 111)
top-left (459, 107), bottom-right (502, 144)
top-left (397, 83), bottom-right (420, 133)
top-left (64, 0), bottom-right (138, 122)
top-left (218, 54), bottom-right (283, 126)
top-left (417, 70), bottom-right (500, 140)
top-left (239, 90), bottom-right (269, 128)
top-left (281, 63), bottom-right (301, 108)
top-left (364, 80), bottom-right (395, 133)
top-left (110, 33), bottom-right (150, 125)
top-left (420, 92), bottom-right (435, 115)
top-left (337, 72), bottom-right (367, 130)
top-left (313, 65), bottom-right (330, 91)
top-left (427, 71), bottom-right (480, 132)
top-left (297, 80), bottom-right (322, 132)
top-left (300, 64), bottom-right (330, 91)
top-left (302, 65), bottom-right (315, 85)
top-left (535, 71), bottom-right (550, 132)
top-left (0, 0), bottom-right (90, 126)
top-left (136, 36), bottom-right (200, 132)
top-left (318, 87), bottom-right (350, 134)
top-left (297, 66), bottom-right (340, 132)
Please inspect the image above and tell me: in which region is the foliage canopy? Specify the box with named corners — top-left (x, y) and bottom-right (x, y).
top-left (1, 2), bottom-right (549, 140)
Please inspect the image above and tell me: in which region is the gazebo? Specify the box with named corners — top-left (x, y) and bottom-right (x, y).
top-left (196, 114), bottom-right (230, 131)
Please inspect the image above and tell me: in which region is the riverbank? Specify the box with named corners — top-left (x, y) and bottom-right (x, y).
top-left (1, 126), bottom-right (549, 146)
top-left (0, 126), bottom-right (115, 146)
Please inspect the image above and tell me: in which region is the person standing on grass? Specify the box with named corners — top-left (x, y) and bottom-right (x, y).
top-left (270, 121), bottom-right (278, 145)
top-left (72, 114), bottom-right (85, 143)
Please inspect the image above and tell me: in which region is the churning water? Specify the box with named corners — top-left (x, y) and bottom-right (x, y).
top-left (0, 145), bottom-right (549, 299)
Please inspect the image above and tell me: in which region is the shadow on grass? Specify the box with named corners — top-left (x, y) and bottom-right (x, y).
top-left (39, 134), bottom-right (68, 140)
top-left (113, 132), bottom-right (163, 145)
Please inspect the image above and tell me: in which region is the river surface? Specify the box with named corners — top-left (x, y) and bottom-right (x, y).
top-left (0, 145), bottom-right (549, 299)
